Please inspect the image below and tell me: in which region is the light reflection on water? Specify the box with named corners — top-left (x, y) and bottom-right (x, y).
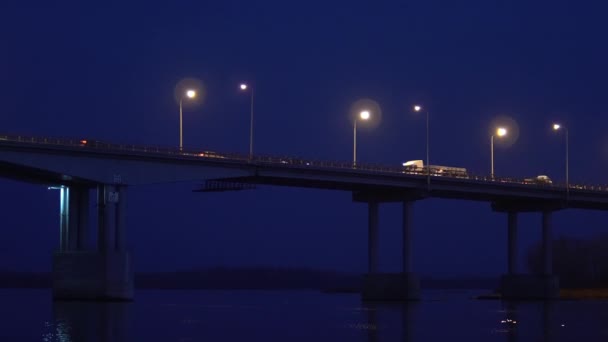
top-left (2, 289), bottom-right (608, 341)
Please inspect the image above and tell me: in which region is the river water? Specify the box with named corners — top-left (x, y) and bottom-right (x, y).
top-left (1, 288), bottom-right (607, 341)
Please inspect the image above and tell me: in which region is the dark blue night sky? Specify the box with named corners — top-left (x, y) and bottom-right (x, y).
top-left (1, 0), bottom-right (608, 276)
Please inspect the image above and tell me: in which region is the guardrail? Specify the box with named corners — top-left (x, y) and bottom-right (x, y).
top-left (1, 134), bottom-right (607, 192)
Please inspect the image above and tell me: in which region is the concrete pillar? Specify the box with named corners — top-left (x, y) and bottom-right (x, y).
top-left (115, 186), bottom-right (127, 252)
top-left (77, 188), bottom-right (89, 250)
top-left (59, 186), bottom-right (69, 252)
top-left (507, 211), bottom-right (518, 274)
top-left (98, 184), bottom-right (117, 253)
top-left (368, 201), bottom-right (379, 274)
top-left (104, 185), bottom-right (117, 253)
top-left (97, 185), bottom-right (106, 252)
top-left (67, 187), bottom-right (80, 251)
top-left (542, 211), bottom-right (552, 275)
top-left (402, 201), bottom-right (413, 273)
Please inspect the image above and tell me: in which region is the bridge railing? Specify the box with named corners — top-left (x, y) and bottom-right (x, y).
top-left (2, 133), bottom-right (607, 192)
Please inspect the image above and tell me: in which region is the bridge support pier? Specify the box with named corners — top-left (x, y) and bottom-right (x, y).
top-left (59, 186), bottom-right (69, 252)
top-left (361, 199), bottom-right (420, 301)
top-left (66, 187), bottom-right (89, 251)
top-left (368, 201), bottom-right (379, 274)
top-left (58, 186), bottom-right (89, 251)
top-left (493, 202), bottom-right (560, 300)
top-left (507, 211), bottom-right (518, 275)
top-left (53, 184), bottom-right (133, 301)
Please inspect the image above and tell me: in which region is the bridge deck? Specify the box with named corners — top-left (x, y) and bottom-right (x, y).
top-left (2, 134), bottom-right (608, 210)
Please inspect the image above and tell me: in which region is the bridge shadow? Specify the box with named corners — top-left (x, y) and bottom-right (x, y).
top-left (51, 300), bottom-right (130, 342)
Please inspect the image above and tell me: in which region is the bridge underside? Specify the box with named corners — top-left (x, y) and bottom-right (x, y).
top-left (0, 161), bottom-right (95, 186)
top-left (201, 176), bottom-right (608, 210)
top-left (199, 175), bottom-right (415, 192)
top-left (491, 200), bottom-right (566, 212)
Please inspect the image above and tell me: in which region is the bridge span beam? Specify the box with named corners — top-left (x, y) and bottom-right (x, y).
top-left (493, 201), bottom-right (560, 299)
top-left (53, 184), bottom-right (133, 301)
top-left (356, 191), bottom-right (422, 301)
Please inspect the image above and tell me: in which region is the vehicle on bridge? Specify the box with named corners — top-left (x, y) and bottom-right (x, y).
top-left (197, 151), bottom-right (226, 159)
top-left (79, 139), bottom-right (108, 148)
top-left (402, 160), bottom-right (468, 178)
top-left (524, 175), bottom-right (553, 185)
top-left (179, 150), bottom-right (226, 159)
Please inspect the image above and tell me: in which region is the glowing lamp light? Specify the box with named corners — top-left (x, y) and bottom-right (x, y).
top-left (240, 84), bottom-right (248, 90)
top-left (413, 105), bottom-right (422, 112)
top-left (553, 123), bottom-right (561, 130)
top-left (186, 90), bottom-right (196, 98)
top-left (360, 110), bottom-right (370, 120)
top-left (497, 127), bottom-right (507, 137)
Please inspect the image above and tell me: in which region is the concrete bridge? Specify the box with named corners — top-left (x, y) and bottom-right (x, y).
top-left (2, 134), bottom-right (608, 301)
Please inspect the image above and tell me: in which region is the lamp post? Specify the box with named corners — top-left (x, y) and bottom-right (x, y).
top-left (240, 83), bottom-right (254, 159)
top-left (491, 127), bottom-right (507, 178)
top-left (553, 123), bottom-right (569, 195)
top-left (353, 110), bottom-right (371, 166)
top-left (179, 89), bottom-right (196, 150)
top-left (413, 105), bottom-right (430, 188)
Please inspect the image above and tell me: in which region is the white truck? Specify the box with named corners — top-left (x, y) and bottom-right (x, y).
top-left (524, 175), bottom-right (553, 185)
top-left (402, 160), bottom-right (468, 178)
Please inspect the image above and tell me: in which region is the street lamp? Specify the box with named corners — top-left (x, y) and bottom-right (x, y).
top-left (240, 83), bottom-right (254, 159)
top-left (179, 89), bottom-right (196, 150)
top-left (353, 110), bottom-right (371, 166)
top-left (552, 123), bottom-right (569, 195)
top-left (491, 127), bottom-right (507, 178)
top-left (413, 105), bottom-right (430, 188)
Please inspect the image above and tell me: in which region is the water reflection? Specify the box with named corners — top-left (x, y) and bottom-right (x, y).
top-left (47, 300), bottom-right (130, 342)
top-left (364, 302), bottom-right (416, 342)
top-left (501, 300), bottom-right (555, 342)
top-left (30, 291), bottom-right (579, 341)
top-left (542, 301), bottom-right (554, 342)
top-left (362, 298), bottom-right (558, 342)
top-left (503, 301), bottom-right (518, 342)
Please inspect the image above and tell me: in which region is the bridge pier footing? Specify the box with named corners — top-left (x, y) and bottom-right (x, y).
top-left (52, 184), bottom-right (133, 301)
top-left (362, 272), bottom-right (420, 301)
top-left (52, 251), bottom-right (133, 301)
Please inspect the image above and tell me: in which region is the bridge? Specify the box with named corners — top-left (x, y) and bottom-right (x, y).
top-left (2, 133), bottom-right (607, 300)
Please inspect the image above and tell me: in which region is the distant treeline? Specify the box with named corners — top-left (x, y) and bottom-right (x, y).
top-left (0, 267), bottom-right (498, 290)
top-left (136, 267), bottom-right (359, 290)
top-left (527, 235), bottom-right (608, 288)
